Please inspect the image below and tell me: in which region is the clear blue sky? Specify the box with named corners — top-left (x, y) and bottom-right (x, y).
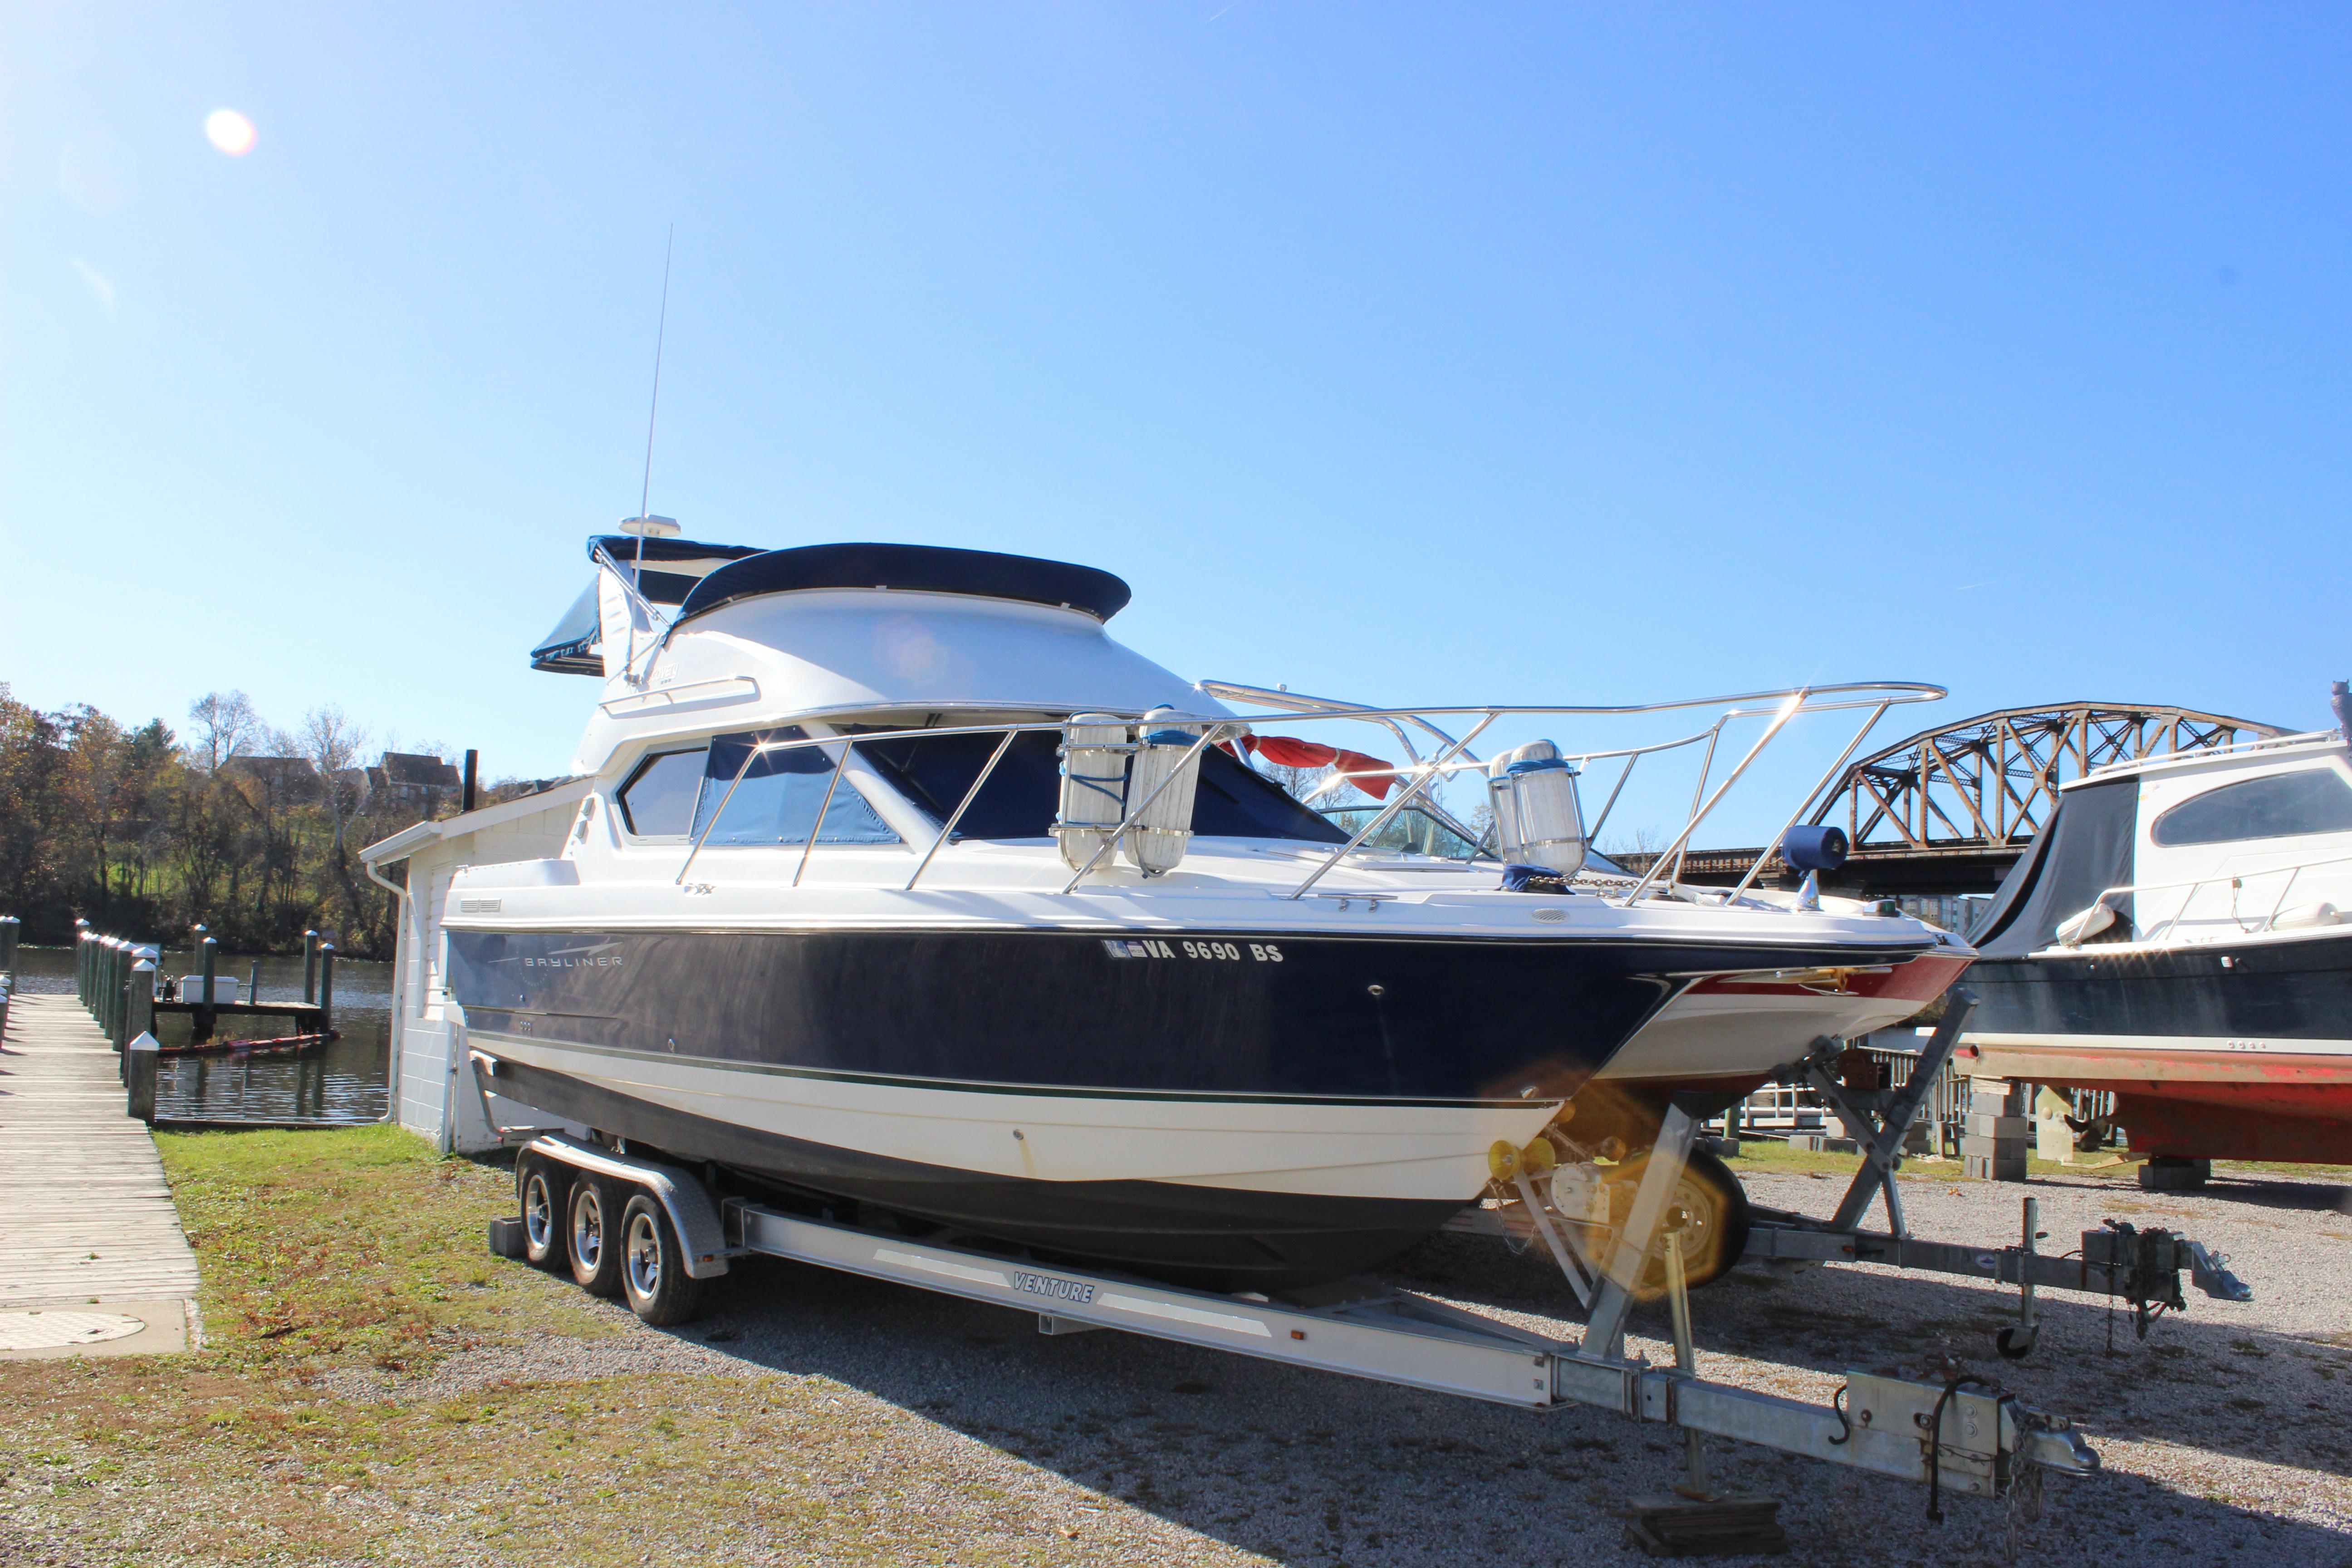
top-left (5, 5), bottom-right (2347, 841)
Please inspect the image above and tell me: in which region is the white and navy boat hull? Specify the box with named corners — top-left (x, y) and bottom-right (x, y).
top-left (448, 923), bottom-right (1918, 1284)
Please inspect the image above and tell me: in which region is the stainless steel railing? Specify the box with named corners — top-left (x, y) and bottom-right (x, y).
top-left (663, 679), bottom-right (1947, 900)
top-left (2069, 849), bottom-right (2352, 947)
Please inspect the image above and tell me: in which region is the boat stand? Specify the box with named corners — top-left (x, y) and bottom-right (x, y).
top-left (512, 1130), bottom-right (2099, 1503)
top-left (1459, 989), bottom-right (2251, 1361)
top-left (1738, 990), bottom-right (2252, 1347)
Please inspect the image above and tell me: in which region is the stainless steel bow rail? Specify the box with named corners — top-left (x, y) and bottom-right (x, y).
top-left (494, 1121), bottom-right (2100, 1505)
top-left (660, 679), bottom-right (1946, 898)
top-left (1196, 679), bottom-right (1947, 901)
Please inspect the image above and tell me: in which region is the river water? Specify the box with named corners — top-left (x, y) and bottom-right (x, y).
top-left (10, 946), bottom-right (393, 1124)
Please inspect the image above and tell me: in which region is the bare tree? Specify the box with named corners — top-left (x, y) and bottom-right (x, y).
top-left (298, 706), bottom-right (368, 843)
top-left (1599, 823), bottom-right (1671, 856)
top-left (185, 691), bottom-right (260, 774)
top-left (299, 705), bottom-right (372, 932)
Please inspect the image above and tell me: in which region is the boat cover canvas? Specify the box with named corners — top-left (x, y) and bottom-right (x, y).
top-left (1240, 734), bottom-right (1401, 800)
top-left (530, 583), bottom-right (604, 675)
top-left (1972, 778), bottom-right (2138, 958)
top-left (676, 543), bottom-right (1133, 625)
top-left (586, 535), bottom-right (766, 606)
top-left (530, 536), bottom-right (768, 675)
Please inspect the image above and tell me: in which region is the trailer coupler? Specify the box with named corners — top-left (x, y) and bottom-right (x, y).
top-left (1743, 1205), bottom-right (2251, 1312)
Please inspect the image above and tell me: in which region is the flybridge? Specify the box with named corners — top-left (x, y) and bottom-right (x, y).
top-left (529, 532), bottom-right (1135, 677)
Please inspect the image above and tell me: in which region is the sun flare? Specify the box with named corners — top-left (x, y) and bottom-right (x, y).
top-left (205, 109), bottom-right (257, 156)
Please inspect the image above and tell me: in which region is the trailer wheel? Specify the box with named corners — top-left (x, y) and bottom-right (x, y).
top-left (619, 1193), bottom-right (707, 1326)
top-left (567, 1176), bottom-right (626, 1297)
top-left (1609, 1147), bottom-right (1751, 1296)
top-left (516, 1154), bottom-right (571, 1270)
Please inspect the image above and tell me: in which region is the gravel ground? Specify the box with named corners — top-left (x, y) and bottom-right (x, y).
top-left (307, 1160), bottom-right (2352, 1568)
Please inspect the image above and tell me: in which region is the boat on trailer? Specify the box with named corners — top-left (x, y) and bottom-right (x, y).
top-left (1960, 691), bottom-right (2352, 1176)
top-left (450, 529), bottom-right (1956, 1289)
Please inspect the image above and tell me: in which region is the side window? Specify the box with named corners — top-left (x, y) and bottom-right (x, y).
top-left (618, 749), bottom-right (707, 836)
top-left (2151, 768), bottom-right (2352, 848)
top-left (693, 729), bottom-right (902, 847)
top-left (853, 730), bottom-right (1063, 839)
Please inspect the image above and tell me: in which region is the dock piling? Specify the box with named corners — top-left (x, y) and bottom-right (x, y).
top-left (125, 960), bottom-right (155, 1090)
top-left (0, 913), bottom-right (18, 983)
top-left (126, 1028), bottom-right (160, 1124)
top-left (196, 936), bottom-right (220, 1044)
top-left (103, 937), bottom-right (124, 1043)
top-left (318, 942), bottom-right (336, 1033)
top-left (303, 929), bottom-right (320, 1002)
top-left (249, 958), bottom-right (264, 1003)
top-left (74, 919), bottom-right (90, 1004)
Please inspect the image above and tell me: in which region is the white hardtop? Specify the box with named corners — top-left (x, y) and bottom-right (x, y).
top-left (2072, 728), bottom-right (2344, 791)
top-left (2025, 730), bottom-right (2352, 955)
top-left (573, 588), bottom-right (1211, 776)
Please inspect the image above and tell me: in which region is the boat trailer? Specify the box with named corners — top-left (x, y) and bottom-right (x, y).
top-left (490, 1095), bottom-right (2105, 1514)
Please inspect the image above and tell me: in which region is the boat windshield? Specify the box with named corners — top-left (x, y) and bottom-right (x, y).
top-left (1318, 805), bottom-right (1487, 860)
top-left (852, 730), bottom-right (1349, 844)
top-left (1316, 804), bottom-right (1631, 873)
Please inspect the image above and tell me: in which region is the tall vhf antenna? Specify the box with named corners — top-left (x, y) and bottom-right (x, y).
top-left (633, 225), bottom-right (675, 576)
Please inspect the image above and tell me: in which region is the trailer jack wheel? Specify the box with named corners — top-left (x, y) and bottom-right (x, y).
top-left (620, 1193), bottom-right (708, 1326)
top-left (1613, 1147), bottom-right (1752, 1295)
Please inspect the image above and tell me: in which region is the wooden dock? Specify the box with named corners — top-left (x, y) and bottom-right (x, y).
top-left (0, 994), bottom-right (201, 1314)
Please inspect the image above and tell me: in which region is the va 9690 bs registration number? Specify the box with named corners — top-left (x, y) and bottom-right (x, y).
top-left (1102, 938), bottom-right (1283, 962)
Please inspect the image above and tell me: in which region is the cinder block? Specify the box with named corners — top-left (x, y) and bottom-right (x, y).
top-left (1966, 1114), bottom-right (2032, 1138)
top-left (1967, 1078), bottom-right (2028, 1117)
top-left (2139, 1157), bottom-right (2210, 1191)
top-left (1965, 1154), bottom-right (2028, 1182)
top-left (1960, 1134), bottom-right (2028, 1158)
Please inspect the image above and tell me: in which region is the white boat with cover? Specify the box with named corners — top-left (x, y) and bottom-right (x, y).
top-left (1961, 686), bottom-right (2352, 1169)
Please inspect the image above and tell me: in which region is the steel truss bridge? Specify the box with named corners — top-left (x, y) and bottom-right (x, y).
top-left (1616, 702), bottom-right (2284, 897)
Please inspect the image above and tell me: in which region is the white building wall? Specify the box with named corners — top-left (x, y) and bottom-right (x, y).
top-left (381, 785), bottom-right (588, 1154)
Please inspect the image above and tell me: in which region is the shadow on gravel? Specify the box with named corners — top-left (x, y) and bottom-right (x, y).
top-left (608, 1224), bottom-right (2352, 1568)
top-left (1396, 1229), bottom-right (2352, 1478)
top-left (2029, 1168), bottom-right (2352, 1216)
top-left (2191, 1175), bottom-right (2352, 1215)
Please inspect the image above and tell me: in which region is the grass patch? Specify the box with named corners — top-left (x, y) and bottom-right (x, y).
top-left (1723, 1138), bottom-right (2140, 1183)
top-left (0, 1126), bottom-right (1143, 1567)
top-left (161, 1122), bottom-right (611, 1369)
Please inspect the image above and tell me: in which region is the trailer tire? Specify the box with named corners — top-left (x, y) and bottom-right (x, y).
top-left (567, 1176), bottom-right (626, 1297)
top-left (619, 1193), bottom-right (707, 1326)
top-left (1610, 1147), bottom-right (1751, 1296)
top-left (516, 1154), bottom-right (572, 1270)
